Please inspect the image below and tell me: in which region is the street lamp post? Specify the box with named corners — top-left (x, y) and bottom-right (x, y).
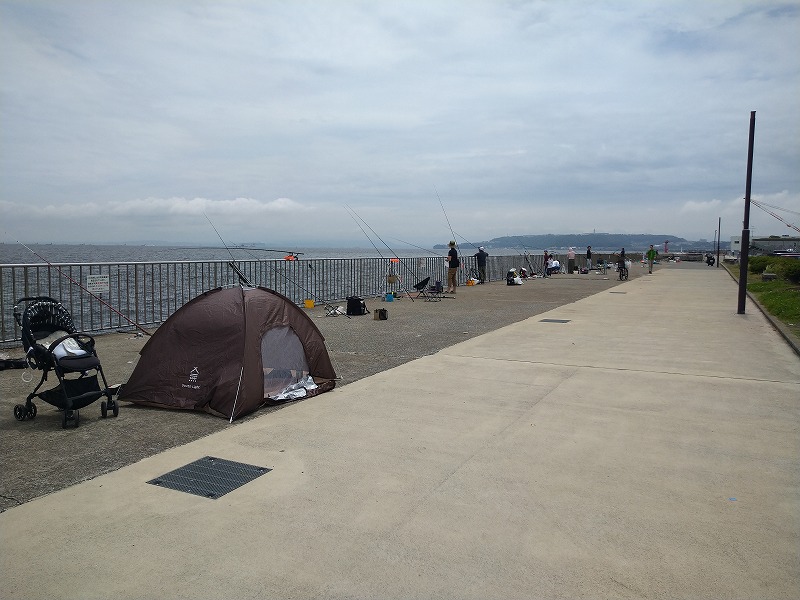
top-left (737, 111), bottom-right (756, 314)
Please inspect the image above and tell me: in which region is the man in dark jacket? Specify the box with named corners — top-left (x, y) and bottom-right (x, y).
top-left (474, 247), bottom-right (489, 283)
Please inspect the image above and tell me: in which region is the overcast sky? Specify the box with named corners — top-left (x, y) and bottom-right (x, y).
top-left (1, 0), bottom-right (798, 248)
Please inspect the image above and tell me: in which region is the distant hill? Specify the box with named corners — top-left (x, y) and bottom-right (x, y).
top-left (435, 233), bottom-right (720, 251)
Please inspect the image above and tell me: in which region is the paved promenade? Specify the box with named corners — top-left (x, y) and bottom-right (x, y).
top-left (1, 266), bottom-right (798, 599)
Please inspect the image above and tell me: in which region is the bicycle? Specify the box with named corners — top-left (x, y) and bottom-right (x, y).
top-left (618, 261), bottom-right (629, 281)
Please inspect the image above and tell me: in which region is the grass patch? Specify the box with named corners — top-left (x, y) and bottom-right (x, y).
top-left (726, 263), bottom-right (800, 339)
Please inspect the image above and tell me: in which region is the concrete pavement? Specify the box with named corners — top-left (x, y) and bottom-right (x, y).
top-left (1, 266), bottom-right (798, 599)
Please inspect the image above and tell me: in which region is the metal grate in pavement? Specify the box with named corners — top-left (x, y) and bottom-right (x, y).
top-left (539, 319), bottom-right (571, 323)
top-left (147, 456), bottom-right (271, 499)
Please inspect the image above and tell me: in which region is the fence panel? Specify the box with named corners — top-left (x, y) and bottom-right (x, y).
top-left (1, 253), bottom-right (553, 346)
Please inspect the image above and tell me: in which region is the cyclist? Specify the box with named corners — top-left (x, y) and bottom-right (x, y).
top-left (616, 248), bottom-right (628, 281)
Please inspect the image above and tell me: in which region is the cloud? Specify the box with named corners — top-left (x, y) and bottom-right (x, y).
top-left (1, 1), bottom-right (798, 246)
top-left (680, 200), bottom-right (723, 213)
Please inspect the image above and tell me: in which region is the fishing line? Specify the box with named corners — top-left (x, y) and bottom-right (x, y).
top-left (11, 239), bottom-right (151, 336)
top-left (451, 230), bottom-right (480, 250)
top-left (388, 236), bottom-right (446, 257)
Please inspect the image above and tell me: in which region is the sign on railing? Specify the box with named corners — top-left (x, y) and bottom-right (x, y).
top-left (85, 274), bottom-right (110, 294)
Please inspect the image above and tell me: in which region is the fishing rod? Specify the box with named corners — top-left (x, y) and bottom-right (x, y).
top-left (202, 217), bottom-right (349, 317)
top-left (344, 205), bottom-right (415, 300)
top-left (204, 213), bottom-right (254, 286)
top-left (345, 205), bottom-right (421, 297)
top-left (344, 205), bottom-right (388, 260)
top-left (12, 240), bottom-right (151, 337)
top-left (436, 186), bottom-right (473, 291)
top-left (180, 246), bottom-right (304, 258)
top-left (242, 246), bottom-right (351, 317)
top-left (435, 186), bottom-right (461, 259)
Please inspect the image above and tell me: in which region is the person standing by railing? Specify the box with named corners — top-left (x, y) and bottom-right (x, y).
top-left (446, 241), bottom-right (459, 294)
top-left (474, 246), bottom-right (488, 284)
top-left (567, 247), bottom-right (576, 274)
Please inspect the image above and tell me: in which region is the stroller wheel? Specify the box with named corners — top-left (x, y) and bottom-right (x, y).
top-left (27, 403), bottom-right (37, 419)
top-left (101, 401), bottom-right (108, 419)
top-left (14, 404), bottom-right (27, 421)
top-left (112, 400), bottom-right (119, 417)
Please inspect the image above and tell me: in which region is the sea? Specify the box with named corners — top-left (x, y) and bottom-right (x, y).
top-left (0, 243), bottom-right (531, 265)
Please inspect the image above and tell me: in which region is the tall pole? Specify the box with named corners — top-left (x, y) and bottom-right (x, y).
top-left (716, 217), bottom-right (721, 268)
top-left (737, 111), bottom-right (756, 314)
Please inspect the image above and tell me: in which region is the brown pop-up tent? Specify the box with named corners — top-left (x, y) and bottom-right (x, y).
top-left (119, 286), bottom-right (336, 421)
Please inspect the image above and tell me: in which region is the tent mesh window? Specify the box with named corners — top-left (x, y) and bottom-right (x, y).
top-left (261, 326), bottom-right (310, 398)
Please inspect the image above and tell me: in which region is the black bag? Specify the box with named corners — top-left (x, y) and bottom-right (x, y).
top-left (346, 296), bottom-right (368, 316)
top-left (373, 308), bottom-right (388, 320)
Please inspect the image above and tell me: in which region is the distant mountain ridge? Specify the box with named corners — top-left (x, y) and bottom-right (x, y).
top-left (435, 233), bottom-right (715, 251)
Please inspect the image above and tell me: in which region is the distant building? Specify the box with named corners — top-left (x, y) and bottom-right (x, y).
top-left (731, 235), bottom-right (799, 255)
top-left (754, 236), bottom-right (799, 254)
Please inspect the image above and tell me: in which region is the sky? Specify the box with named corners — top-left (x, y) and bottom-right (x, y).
top-left (1, 0), bottom-right (799, 248)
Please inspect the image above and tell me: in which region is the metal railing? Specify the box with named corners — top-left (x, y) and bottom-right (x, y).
top-left (1, 254), bottom-right (539, 346)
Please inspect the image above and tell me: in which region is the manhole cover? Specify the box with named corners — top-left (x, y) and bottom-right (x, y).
top-left (148, 456), bottom-right (271, 499)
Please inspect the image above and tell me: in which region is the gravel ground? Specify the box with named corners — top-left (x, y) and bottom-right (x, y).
top-left (1, 264), bottom-right (651, 512)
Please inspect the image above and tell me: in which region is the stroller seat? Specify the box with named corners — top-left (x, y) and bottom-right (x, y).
top-left (12, 296), bottom-right (120, 428)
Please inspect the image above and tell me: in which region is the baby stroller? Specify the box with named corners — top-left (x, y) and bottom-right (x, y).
top-left (13, 296), bottom-right (120, 428)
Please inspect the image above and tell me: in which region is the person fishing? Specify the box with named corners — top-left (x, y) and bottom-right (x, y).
top-left (473, 246), bottom-right (489, 284)
top-left (446, 240), bottom-right (460, 294)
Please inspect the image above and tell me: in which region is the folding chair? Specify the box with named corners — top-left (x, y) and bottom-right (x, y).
top-left (414, 277), bottom-right (443, 301)
top-left (412, 277), bottom-right (431, 299)
top-left (324, 304), bottom-right (349, 317)
top-left (415, 278), bottom-right (444, 301)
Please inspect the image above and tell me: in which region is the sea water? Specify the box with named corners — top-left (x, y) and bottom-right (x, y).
top-left (0, 243), bottom-right (530, 265)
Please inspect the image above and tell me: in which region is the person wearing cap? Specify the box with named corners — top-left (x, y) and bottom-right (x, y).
top-left (446, 240), bottom-right (460, 294)
top-left (473, 246), bottom-right (489, 284)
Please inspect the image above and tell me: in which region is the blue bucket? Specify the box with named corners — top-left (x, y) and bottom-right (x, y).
top-left (385, 293), bottom-right (394, 302)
